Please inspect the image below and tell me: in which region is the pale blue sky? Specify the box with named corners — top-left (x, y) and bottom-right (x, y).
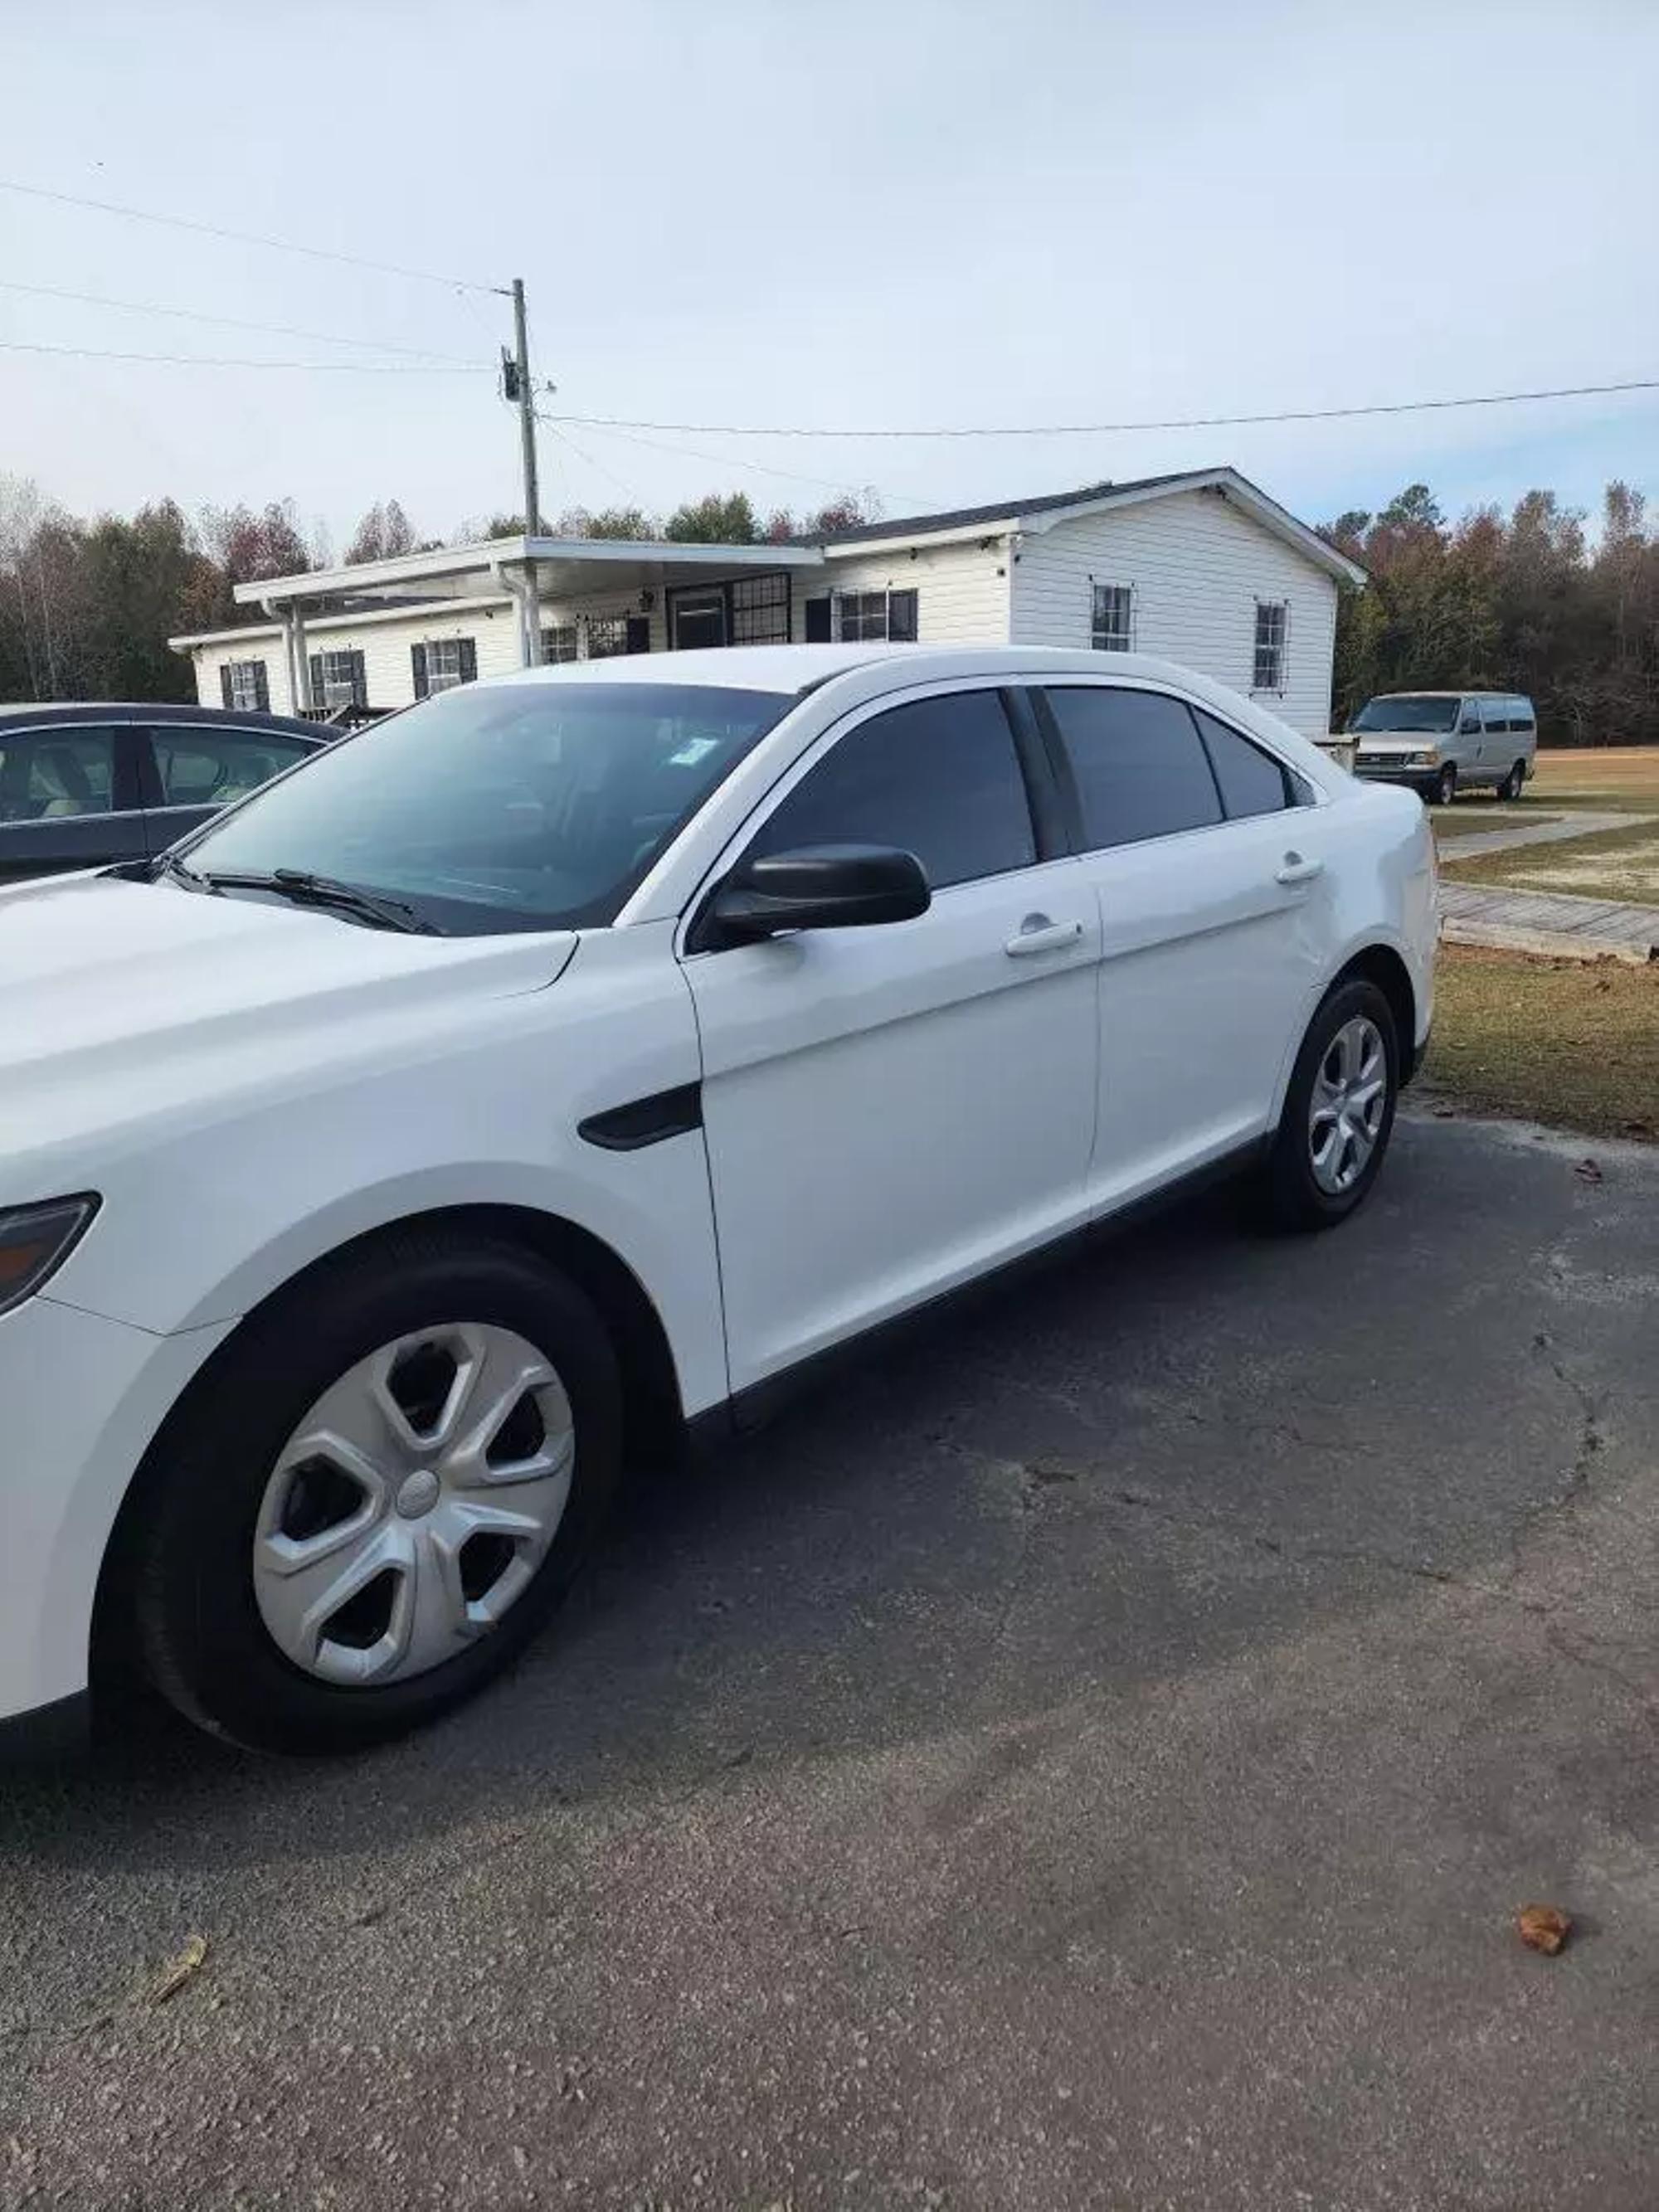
top-left (6, 0), bottom-right (1657, 550)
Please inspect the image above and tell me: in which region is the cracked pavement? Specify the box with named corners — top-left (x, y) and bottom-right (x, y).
top-left (2, 1111), bottom-right (1657, 2210)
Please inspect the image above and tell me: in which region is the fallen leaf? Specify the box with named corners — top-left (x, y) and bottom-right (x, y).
top-left (1516, 1903), bottom-right (1571, 1956)
top-left (149, 1934), bottom-right (209, 2005)
top-left (1573, 1158), bottom-right (1603, 1184)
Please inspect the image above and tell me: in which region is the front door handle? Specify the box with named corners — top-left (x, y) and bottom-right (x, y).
top-left (1005, 914), bottom-right (1084, 957)
top-left (1274, 853), bottom-right (1324, 887)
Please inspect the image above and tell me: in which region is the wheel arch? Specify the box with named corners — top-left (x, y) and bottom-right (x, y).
top-left (1332, 943), bottom-right (1418, 1076)
top-left (91, 1201), bottom-right (687, 1691)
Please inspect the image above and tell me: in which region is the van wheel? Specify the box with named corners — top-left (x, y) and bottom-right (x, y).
top-left (1262, 980), bottom-right (1400, 1232)
top-left (1432, 763), bottom-right (1458, 807)
top-left (128, 1230), bottom-right (622, 1754)
top-left (1498, 761), bottom-right (1525, 802)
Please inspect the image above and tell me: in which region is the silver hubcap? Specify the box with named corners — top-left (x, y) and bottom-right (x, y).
top-left (1308, 1015), bottom-right (1389, 1195)
top-left (252, 1323), bottom-right (574, 1687)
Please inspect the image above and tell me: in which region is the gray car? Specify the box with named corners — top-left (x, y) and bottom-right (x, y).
top-left (0, 701), bottom-right (324, 882)
top-left (1348, 691), bottom-right (1538, 805)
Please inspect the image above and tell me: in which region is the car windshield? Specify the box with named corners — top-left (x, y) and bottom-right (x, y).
top-left (178, 680), bottom-right (792, 935)
top-left (1351, 696), bottom-right (1461, 734)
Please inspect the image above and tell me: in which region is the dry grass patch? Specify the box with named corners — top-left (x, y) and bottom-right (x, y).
top-left (1423, 946), bottom-right (1659, 1140)
top-left (1442, 820), bottom-right (1659, 906)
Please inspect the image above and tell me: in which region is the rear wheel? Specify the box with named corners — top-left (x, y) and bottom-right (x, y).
top-left (1498, 760), bottom-right (1526, 802)
top-left (1262, 980), bottom-right (1400, 1232)
top-left (129, 1232), bottom-right (622, 1753)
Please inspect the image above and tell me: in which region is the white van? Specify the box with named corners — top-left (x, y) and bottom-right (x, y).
top-left (1349, 692), bottom-right (1538, 805)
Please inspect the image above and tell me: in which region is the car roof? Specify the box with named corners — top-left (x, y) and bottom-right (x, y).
top-left (482, 641), bottom-right (1276, 697)
top-left (1370, 688), bottom-right (1531, 700)
top-left (0, 700), bottom-right (322, 737)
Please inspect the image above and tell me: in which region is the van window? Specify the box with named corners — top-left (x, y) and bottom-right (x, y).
top-left (1511, 699), bottom-right (1536, 733)
top-left (1481, 700), bottom-right (1510, 733)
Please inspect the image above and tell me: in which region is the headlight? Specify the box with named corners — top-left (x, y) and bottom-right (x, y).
top-left (0, 1195), bottom-right (100, 1318)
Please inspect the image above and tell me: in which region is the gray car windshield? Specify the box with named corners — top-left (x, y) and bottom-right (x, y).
top-left (179, 681), bottom-right (792, 935)
top-left (1351, 697), bottom-right (1460, 734)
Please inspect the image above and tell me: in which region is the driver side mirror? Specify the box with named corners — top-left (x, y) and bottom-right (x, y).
top-left (1458, 712), bottom-right (1481, 734)
top-left (699, 843), bottom-right (930, 948)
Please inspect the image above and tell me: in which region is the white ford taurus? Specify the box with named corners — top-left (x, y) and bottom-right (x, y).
top-left (0, 644), bottom-right (1435, 1755)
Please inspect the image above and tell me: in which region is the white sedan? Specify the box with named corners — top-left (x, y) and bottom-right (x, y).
top-left (0, 645), bottom-right (1436, 1755)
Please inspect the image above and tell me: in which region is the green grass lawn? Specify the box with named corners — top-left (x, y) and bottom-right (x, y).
top-left (1439, 819), bottom-right (1659, 906)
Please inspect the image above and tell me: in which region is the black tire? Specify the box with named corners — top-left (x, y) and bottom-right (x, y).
top-left (1262, 978), bottom-right (1400, 1232)
top-left (1432, 762), bottom-right (1457, 807)
top-left (128, 1230), bottom-right (623, 1754)
top-left (1498, 761), bottom-right (1525, 802)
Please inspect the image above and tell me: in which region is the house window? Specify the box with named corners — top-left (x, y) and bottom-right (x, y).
top-left (731, 572), bottom-right (791, 645)
top-left (308, 649), bottom-right (367, 712)
top-left (586, 615), bottom-right (650, 658)
top-left (834, 586), bottom-right (918, 643)
top-left (223, 659), bottom-right (270, 712)
top-left (1253, 601), bottom-right (1288, 693)
top-left (411, 637), bottom-right (478, 698)
top-left (542, 625), bottom-right (579, 663)
top-left (1090, 584), bottom-right (1135, 653)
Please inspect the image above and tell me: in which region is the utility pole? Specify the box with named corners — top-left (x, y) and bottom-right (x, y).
top-left (509, 277), bottom-right (543, 666)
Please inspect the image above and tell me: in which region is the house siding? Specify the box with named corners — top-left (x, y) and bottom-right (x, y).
top-left (187, 584), bottom-right (681, 714)
top-left (815, 537), bottom-right (1012, 646)
top-left (1009, 488), bottom-right (1339, 737)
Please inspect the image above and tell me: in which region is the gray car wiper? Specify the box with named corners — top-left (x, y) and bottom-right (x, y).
top-left (199, 868), bottom-right (438, 936)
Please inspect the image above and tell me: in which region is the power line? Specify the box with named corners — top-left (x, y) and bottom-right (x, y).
top-left (0, 338), bottom-right (489, 373)
top-left (545, 376), bottom-right (1659, 441)
top-left (0, 275), bottom-right (486, 365)
top-left (577, 415), bottom-right (891, 499)
top-left (0, 176), bottom-right (507, 295)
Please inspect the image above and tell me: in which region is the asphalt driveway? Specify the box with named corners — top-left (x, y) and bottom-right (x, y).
top-left (2, 1112), bottom-right (1657, 2210)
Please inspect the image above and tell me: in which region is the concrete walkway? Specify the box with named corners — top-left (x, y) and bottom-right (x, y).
top-left (1437, 807), bottom-right (1640, 860)
top-left (1438, 806), bottom-right (1659, 960)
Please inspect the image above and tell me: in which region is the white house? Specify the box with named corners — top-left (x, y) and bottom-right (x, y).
top-left (171, 466), bottom-right (1365, 738)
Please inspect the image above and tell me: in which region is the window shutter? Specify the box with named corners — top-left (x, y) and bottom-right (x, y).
top-left (253, 662), bottom-right (270, 712)
top-left (804, 593), bottom-right (832, 643)
top-left (625, 615), bottom-right (650, 655)
top-left (411, 643), bottom-right (429, 699)
top-left (456, 637), bottom-right (478, 683)
top-left (219, 664), bottom-right (233, 708)
top-left (348, 649), bottom-right (367, 706)
top-left (888, 588), bottom-right (918, 643)
top-left (307, 654), bottom-right (324, 713)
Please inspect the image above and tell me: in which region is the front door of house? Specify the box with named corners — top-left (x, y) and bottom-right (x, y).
top-left (671, 590), bottom-right (727, 650)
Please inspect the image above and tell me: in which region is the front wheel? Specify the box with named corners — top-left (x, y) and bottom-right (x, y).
top-left (1261, 980), bottom-right (1400, 1232)
top-left (1431, 762), bottom-right (1458, 807)
top-left (128, 1232), bottom-right (623, 1753)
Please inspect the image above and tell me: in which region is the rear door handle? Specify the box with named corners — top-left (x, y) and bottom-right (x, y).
top-left (1005, 914), bottom-right (1084, 957)
top-left (1274, 853), bottom-right (1324, 887)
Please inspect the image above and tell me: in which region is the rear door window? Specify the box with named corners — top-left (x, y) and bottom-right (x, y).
top-left (1190, 707), bottom-right (1297, 819)
top-left (149, 728), bottom-right (313, 810)
top-left (1043, 687), bottom-right (1223, 851)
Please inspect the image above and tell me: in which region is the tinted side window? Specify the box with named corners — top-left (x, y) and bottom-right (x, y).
top-left (1192, 707), bottom-right (1294, 819)
top-left (1045, 687), bottom-right (1223, 850)
top-left (0, 727), bottom-right (120, 823)
top-left (750, 691), bottom-right (1035, 890)
top-left (152, 730), bottom-right (311, 809)
top-left (1481, 699), bottom-right (1510, 733)
top-left (1511, 699), bottom-right (1536, 733)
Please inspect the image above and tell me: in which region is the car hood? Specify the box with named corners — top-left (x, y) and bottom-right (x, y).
top-left (0, 873), bottom-right (577, 1179)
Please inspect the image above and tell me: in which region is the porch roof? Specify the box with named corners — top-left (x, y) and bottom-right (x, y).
top-left (230, 533), bottom-right (823, 615)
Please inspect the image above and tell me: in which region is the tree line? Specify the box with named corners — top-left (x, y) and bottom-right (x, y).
top-left (1319, 481), bottom-right (1659, 746)
top-left (4, 466), bottom-right (1654, 744)
top-left (0, 476), bottom-right (876, 705)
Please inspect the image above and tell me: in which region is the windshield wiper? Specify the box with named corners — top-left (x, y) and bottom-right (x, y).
top-left (199, 868), bottom-right (438, 936)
